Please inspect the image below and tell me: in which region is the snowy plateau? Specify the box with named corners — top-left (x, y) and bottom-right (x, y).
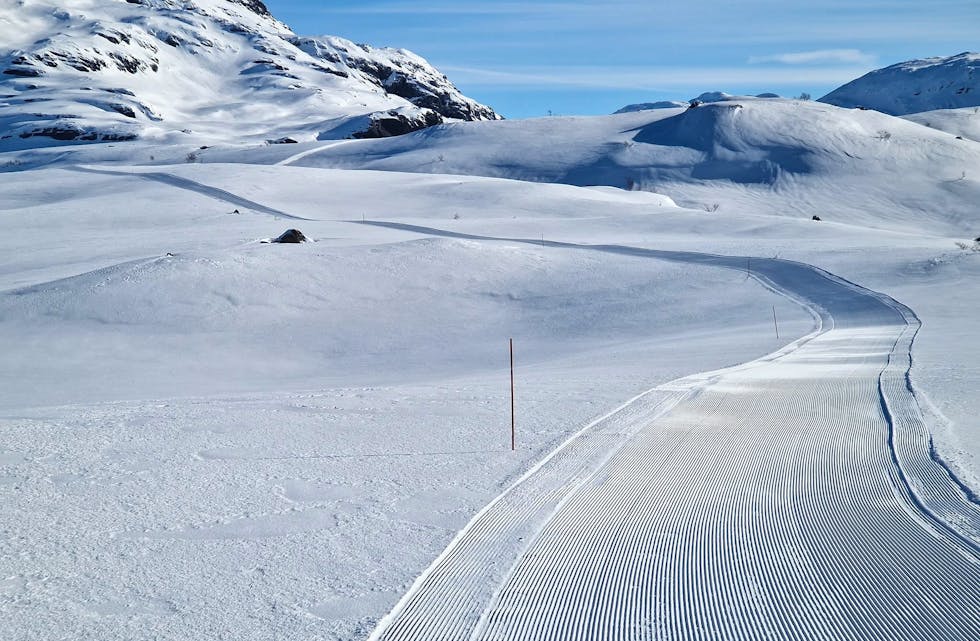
top-left (2, 2), bottom-right (980, 641)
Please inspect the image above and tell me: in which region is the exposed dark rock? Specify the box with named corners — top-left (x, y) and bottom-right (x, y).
top-left (3, 68), bottom-right (42, 77)
top-left (20, 127), bottom-right (83, 141)
top-left (228, 0), bottom-right (272, 17)
top-left (48, 51), bottom-right (109, 73)
top-left (812, 215), bottom-right (822, 221)
top-left (18, 125), bottom-right (136, 142)
top-left (268, 137), bottom-right (298, 144)
top-left (352, 110), bottom-right (443, 139)
top-left (97, 30), bottom-right (131, 45)
top-left (272, 229), bottom-right (307, 243)
top-left (110, 103), bottom-right (137, 118)
top-left (109, 52), bottom-right (153, 74)
top-left (100, 132), bottom-right (139, 142)
top-left (312, 64), bottom-right (349, 78)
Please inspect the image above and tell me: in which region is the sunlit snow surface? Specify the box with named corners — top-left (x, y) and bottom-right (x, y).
top-left (2, 99), bottom-right (979, 639)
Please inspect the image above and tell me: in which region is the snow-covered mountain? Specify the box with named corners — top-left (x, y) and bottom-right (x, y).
top-left (0, 0), bottom-right (498, 150)
top-left (820, 52), bottom-right (980, 115)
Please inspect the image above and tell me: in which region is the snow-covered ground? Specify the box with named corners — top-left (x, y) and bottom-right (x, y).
top-left (2, 96), bottom-right (979, 639)
top-left (903, 106), bottom-right (980, 143)
top-left (0, 164), bottom-right (815, 640)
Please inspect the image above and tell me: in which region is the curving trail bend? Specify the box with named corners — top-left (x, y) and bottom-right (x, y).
top-left (364, 223), bottom-right (980, 641)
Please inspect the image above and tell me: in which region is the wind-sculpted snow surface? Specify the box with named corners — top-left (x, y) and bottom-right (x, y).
top-left (366, 225), bottom-right (980, 641)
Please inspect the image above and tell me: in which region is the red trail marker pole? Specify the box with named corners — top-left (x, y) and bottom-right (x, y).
top-left (510, 338), bottom-right (515, 451)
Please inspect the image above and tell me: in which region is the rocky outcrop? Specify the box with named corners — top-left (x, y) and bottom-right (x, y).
top-left (351, 109), bottom-right (444, 139)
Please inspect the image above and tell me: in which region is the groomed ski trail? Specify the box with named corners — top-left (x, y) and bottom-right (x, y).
top-left (362, 223), bottom-right (980, 641)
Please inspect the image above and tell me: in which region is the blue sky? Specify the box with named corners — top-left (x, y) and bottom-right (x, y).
top-left (267, 1), bottom-right (979, 119)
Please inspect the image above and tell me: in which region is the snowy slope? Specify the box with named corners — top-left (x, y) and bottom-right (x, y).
top-left (1, 155), bottom-right (979, 640)
top-left (3, 44), bottom-right (980, 640)
top-left (903, 106), bottom-right (980, 142)
top-left (0, 0), bottom-right (497, 151)
top-left (820, 52), bottom-right (980, 115)
top-left (270, 98), bottom-right (980, 235)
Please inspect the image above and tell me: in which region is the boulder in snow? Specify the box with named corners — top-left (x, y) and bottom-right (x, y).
top-left (272, 229), bottom-right (308, 243)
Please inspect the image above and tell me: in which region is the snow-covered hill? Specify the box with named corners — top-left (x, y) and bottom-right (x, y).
top-left (820, 52), bottom-right (980, 115)
top-left (614, 100), bottom-right (688, 113)
top-left (615, 92), bottom-right (781, 114)
top-left (903, 106), bottom-right (980, 143)
top-left (268, 98), bottom-right (980, 235)
top-left (0, 0), bottom-right (497, 151)
top-left (3, 77), bottom-right (980, 641)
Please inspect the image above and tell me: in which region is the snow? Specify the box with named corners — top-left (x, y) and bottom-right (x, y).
top-left (2, 25), bottom-right (980, 640)
top-left (903, 106), bottom-right (980, 142)
top-left (0, 162), bottom-right (823, 640)
top-left (0, 0), bottom-right (495, 151)
top-left (820, 52), bottom-right (980, 116)
top-left (263, 98), bottom-right (980, 235)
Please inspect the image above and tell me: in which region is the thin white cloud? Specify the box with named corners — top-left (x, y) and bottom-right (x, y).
top-left (748, 49), bottom-right (878, 65)
top-left (441, 64), bottom-right (877, 91)
top-left (315, 2), bottom-right (605, 15)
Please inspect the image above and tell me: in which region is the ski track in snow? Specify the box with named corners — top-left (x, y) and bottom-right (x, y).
top-left (275, 140), bottom-right (358, 167)
top-left (358, 222), bottom-right (980, 641)
top-left (66, 165), bottom-right (315, 221)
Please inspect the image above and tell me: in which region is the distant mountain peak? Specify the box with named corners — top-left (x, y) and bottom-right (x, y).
top-left (819, 52), bottom-right (980, 115)
top-left (0, 0), bottom-right (498, 150)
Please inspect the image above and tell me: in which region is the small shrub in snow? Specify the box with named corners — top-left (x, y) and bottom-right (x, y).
top-left (704, 203), bottom-right (720, 212)
top-left (875, 130), bottom-right (892, 141)
top-left (796, 92), bottom-right (812, 101)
